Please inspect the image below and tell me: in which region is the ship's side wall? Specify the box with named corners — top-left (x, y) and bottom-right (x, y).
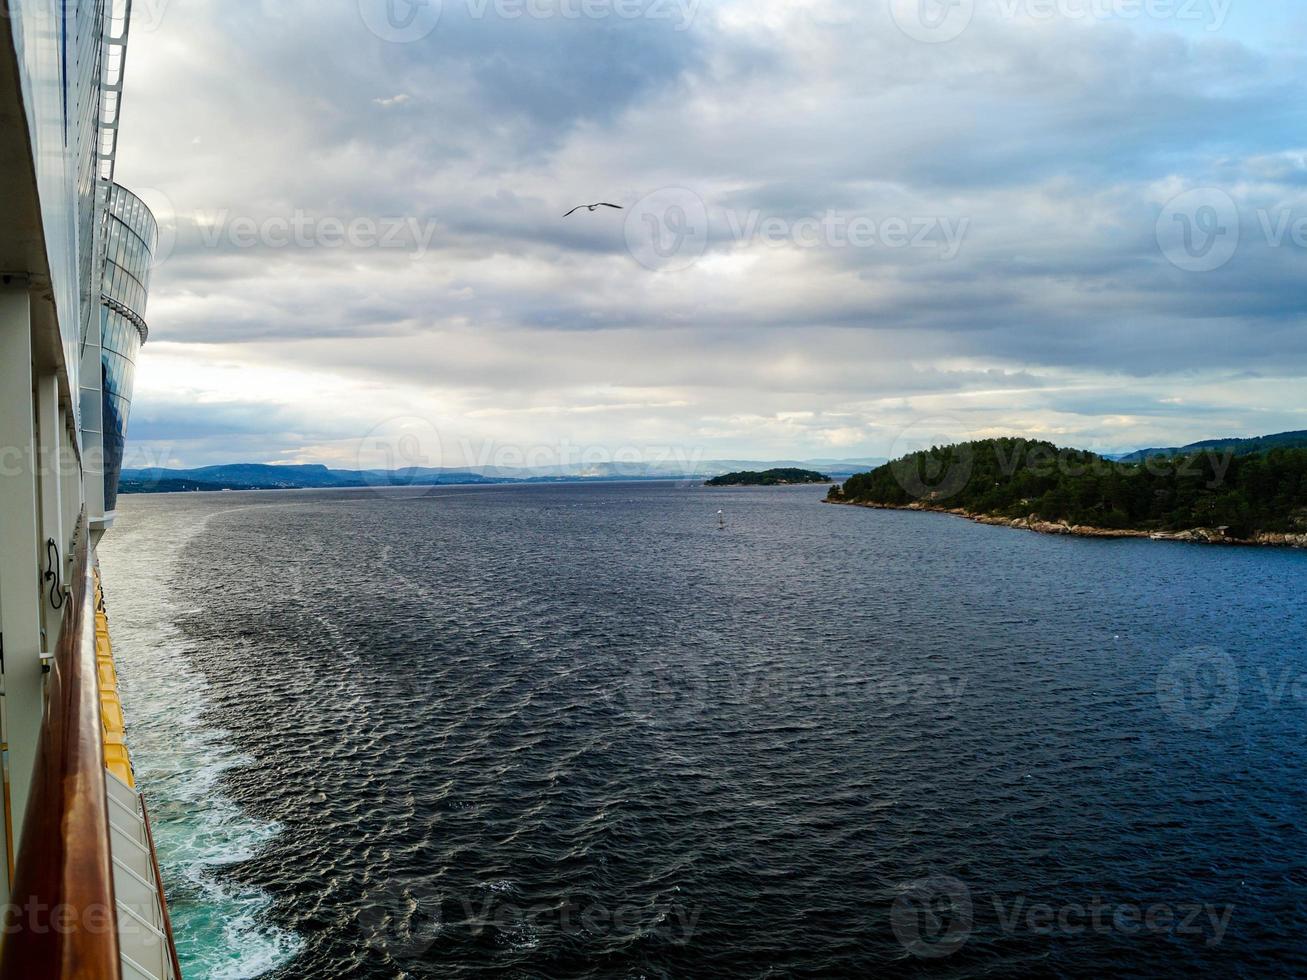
top-left (0, 0), bottom-right (108, 889)
top-left (5, 0), bottom-right (106, 403)
top-left (0, 3), bottom-right (174, 975)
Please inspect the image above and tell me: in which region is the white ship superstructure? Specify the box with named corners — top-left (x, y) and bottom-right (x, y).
top-left (0, 0), bottom-right (177, 975)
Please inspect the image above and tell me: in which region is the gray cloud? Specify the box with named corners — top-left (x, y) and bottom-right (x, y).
top-left (116, 0), bottom-right (1307, 466)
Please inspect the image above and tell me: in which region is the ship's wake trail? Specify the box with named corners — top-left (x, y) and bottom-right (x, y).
top-left (98, 505), bottom-right (302, 980)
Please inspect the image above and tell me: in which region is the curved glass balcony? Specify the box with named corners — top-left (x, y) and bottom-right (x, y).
top-left (100, 182), bottom-right (158, 511)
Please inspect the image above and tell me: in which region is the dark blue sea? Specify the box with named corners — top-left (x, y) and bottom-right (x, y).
top-left (98, 482), bottom-right (1307, 978)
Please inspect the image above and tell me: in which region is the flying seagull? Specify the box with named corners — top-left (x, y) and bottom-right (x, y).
top-left (564, 203), bottom-right (624, 217)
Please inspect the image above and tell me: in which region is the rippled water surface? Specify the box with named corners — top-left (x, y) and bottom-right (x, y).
top-left (101, 483), bottom-right (1307, 978)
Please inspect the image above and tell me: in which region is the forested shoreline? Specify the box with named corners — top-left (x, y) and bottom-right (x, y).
top-left (828, 439), bottom-right (1307, 540)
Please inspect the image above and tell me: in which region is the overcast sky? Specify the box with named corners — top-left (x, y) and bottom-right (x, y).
top-left (116, 0), bottom-right (1307, 471)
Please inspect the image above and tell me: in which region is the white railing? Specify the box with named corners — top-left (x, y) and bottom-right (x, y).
top-left (98, 0), bottom-right (135, 183)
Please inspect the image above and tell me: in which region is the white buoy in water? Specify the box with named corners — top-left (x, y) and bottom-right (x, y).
top-left (718, 509), bottom-right (725, 530)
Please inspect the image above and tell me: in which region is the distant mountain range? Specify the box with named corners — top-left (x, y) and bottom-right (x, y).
top-left (120, 431), bottom-right (1307, 495)
top-left (1113, 430), bottom-right (1307, 462)
top-left (118, 458), bottom-right (887, 494)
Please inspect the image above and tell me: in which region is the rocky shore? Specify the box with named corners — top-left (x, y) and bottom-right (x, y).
top-left (826, 499), bottom-right (1307, 549)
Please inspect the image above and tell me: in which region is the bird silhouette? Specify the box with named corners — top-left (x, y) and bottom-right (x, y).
top-left (564, 203), bottom-right (624, 217)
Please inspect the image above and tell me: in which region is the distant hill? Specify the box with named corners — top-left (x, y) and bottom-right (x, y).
top-left (1117, 430), bottom-right (1307, 463)
top-left (119, 463), bottom-right (511, 492)
top-left (119, 458), bottom-right (883, 494)
top-left (705, 468), bottom-right (833, 487)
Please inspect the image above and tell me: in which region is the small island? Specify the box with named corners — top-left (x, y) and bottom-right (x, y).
top-left (706, 468), bottom-right (833, 487)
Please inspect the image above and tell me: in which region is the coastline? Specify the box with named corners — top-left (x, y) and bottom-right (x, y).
top-left (826, 499), bottom-right (1307, 549)
top-left (704, 481), bottom-right (834, 488)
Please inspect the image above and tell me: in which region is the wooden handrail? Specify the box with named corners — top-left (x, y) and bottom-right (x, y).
top-left (139, 794), bottom-right (183, 980)
top-left (0, 520), bottom-right (121, 979)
